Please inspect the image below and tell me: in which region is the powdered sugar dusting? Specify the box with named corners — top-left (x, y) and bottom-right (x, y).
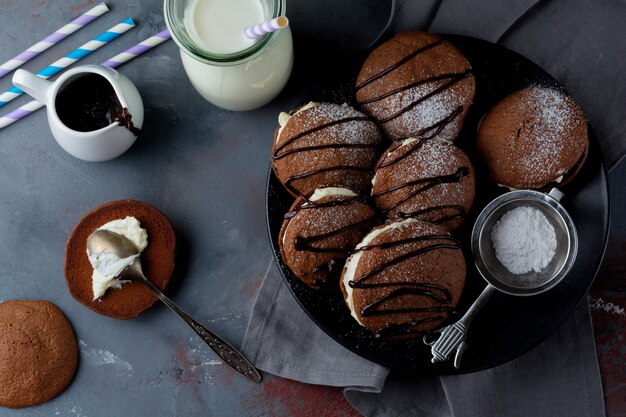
top-left (373, 139), bottom-right (473, 226)
top-left (511, 87), bottom-right (584, 185)
top-left (79, 340), bottom-right (133, 373)
top-left (362, 78), bottom-right (468, 141)
top-left (273, 103), bottom-right (382, 195)
top-left (588, 296), bottom-right (625, 316)
top-left (277, 103), bottom-right (379, 148)
top-left (490, 206), bottom-right (557, 275)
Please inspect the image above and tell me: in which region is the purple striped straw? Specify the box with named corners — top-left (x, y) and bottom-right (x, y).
top-left (0, 29), bottom-right (171, 130)
top-left (101, 29), bottom-right (171, 68)
top-left (244, 16), bottom-right (289, 39)
top-left (0, 2), bottom-right (109, 79)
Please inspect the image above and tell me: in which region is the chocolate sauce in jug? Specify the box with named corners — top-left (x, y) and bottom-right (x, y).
top-left (55, 74), bottom-right (141, 136)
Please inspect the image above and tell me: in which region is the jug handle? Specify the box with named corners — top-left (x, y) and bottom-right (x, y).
top-left (12, 69), bottom-right (53, 105)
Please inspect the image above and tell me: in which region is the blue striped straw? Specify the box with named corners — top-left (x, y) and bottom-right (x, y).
top-left (0, 28), bottom-right (171, 130)
top-left (0, 3), bottom-right (109, 79)
top-left (0, 17), bottom-right (135, 108)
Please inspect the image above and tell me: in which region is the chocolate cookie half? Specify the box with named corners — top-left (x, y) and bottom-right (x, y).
top-left (371, 137), bottom-right (475, 231)
top-left (476, 87), bottom-right (588, 189)
top-left (0, 300), bottom-right (77, 409)
top-left (355, 31), bottom-right (475, 142)
top-left (65, 200), bottom-right (176, 320)
top-left (341, 219), bottom-right (465, 338)
top-left (279, 187), bottom-right (377, 290)
top-left (271, 102), bottom-right (382, 198)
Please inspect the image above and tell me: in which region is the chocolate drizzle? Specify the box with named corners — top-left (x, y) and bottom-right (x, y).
top-left (373, 166), bottom-right (469, 201)
top-left (284, 195), bottom-right (377, 288)
top-left (356, 37), bottom-right (474, 137)
top-left (373, 138), bottom-right (470, 224)
top-left (283, 166), bottom-right (372, 199)
top-left (355, 39), bottom-right (445, 91)
top-left (272, 113), bottom-right (380, 197)
top-left (377, 72), bottom-right (472, 125)
top-left (293, 215), bottom-right (375, 254)
top-left (374, 316), bottom-right (446, 338)
top-left (397, 204), bottom-right (466, 224)
top-left (349, 233), bottom-right (461, 337)
top-left (272, 116), bottom-right (375, 160)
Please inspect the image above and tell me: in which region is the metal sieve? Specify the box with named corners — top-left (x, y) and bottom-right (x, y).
top-left (424, 188), bottom-right (578, 368)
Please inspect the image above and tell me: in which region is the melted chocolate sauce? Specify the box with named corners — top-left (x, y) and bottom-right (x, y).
top-left (349, 234), bottom-right (461, 337)
top-left (55, 74), bottom-right (141, 135)
top-left (272, 115), bottom-right (379, 197)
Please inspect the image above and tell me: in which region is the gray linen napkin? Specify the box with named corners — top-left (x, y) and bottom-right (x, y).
top-left (243, 264), bottom-right (605, 417)
top-left (243, 262), bottom-right (389, 391)
top-left (243, 0), bottom-right (625, 415)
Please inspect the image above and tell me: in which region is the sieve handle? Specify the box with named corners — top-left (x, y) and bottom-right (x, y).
top-left (425, 284), bottom-right (496, 369)
top-left (458, 284), bottom-right (496, 328)
top-left (548, 187), bottom-right (564, 202)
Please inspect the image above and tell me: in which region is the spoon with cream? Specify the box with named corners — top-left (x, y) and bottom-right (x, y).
top-left (86, 227), bottom-right (262, 383)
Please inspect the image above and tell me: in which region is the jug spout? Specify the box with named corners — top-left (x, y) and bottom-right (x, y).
top-left (12, 69), bottom-right (53, 105)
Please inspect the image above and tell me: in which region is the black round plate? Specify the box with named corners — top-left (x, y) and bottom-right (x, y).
top-left (265, 35), bottom-right (609, 374)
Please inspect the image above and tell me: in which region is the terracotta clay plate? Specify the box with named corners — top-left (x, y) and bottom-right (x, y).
top-left (266, 35), bottom-right (609, 374)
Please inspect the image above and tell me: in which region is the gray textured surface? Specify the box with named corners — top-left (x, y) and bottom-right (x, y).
top-left (0, 1), bottom-right (391, 416)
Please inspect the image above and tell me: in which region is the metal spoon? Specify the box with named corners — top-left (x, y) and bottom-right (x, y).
top-left (86, 229), bottom-right (262, 383)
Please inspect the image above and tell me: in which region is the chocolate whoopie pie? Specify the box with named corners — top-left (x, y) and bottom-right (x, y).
top-left (271, 102), bottom-right (383, 198)
top-left (355, 31), bottom-right (475, 142)
top-left (0, 300), bottom-right (78, 409)
top-left (476, 87), bottom-right (589, 189)
top-left (65, 200), bottom-right (176, 320)
top-left (279, 187), bottom-right (377, 290)
top-left (341, 219), bottom-right (466, 338)
top-left (371, 138), bottom-right (475, 231)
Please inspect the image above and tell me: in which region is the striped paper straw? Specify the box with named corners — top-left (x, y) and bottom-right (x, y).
top-left (0, 17), bottom-right (135, 108)
top-left (0, 29), bottom-right (171, 130)
top-left (0, 2), bottom-right (109, 79)
top-left (243, 16), bottom-right (289, 39)
top-left (101, 29), bottom-right (171, 68)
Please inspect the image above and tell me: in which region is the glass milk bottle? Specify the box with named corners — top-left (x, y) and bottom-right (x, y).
top-left (165, 0), bottom-right (293, 111)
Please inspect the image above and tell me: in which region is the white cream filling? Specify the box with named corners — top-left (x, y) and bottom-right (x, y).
top-left (275, 101), bottom-right (320, 144)
top-left (308, 187), bottom-right (357, 202)
top-left (87, 216), bottom-right (148, 300)
top-left (342, 218), bottom-right (418, 324)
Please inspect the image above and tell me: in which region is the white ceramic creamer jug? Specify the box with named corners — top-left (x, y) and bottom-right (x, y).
top-left (13, 65), bottom-right (144, 162)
